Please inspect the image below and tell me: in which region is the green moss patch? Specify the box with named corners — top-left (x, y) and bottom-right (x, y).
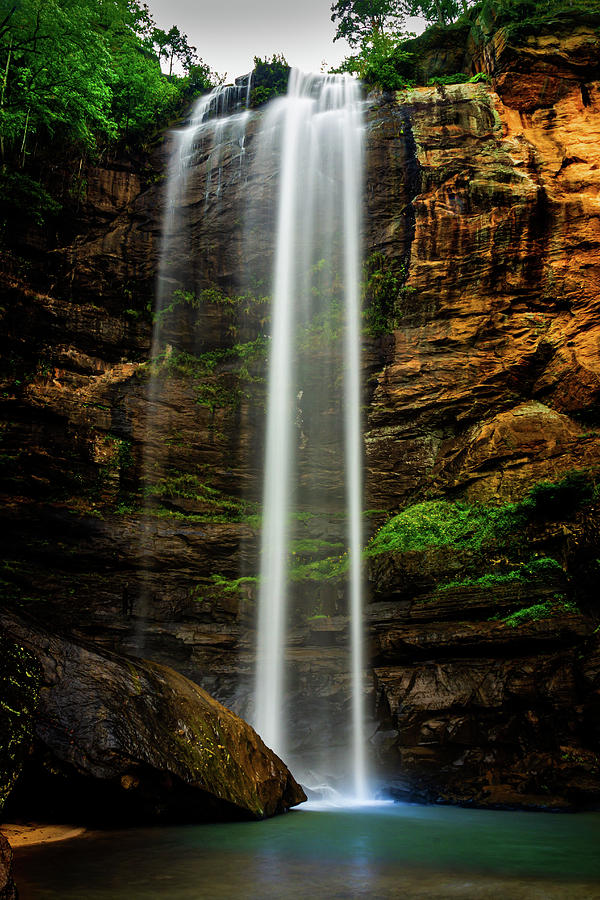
top-left (364, 498), bottom-right (525, 558)
top-left (500, 598), bottom-right (580, 628)
top-left (366, 470), bottom-right (598, 561)
top-left (439, 557), bottom-right (565, 592)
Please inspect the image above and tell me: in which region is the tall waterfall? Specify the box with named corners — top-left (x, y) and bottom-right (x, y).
top-left (253, 71), bottom-right (367, 799)
top-left (150, 70), bottom-right (367, 799)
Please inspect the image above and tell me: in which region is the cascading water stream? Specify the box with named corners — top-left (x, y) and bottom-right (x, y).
top-left (253, 70), bottom-right (367, 799)
top-left (149, 70), bottom-right (368, 799)
top-left (137, 79), bottom-right (253, 652)
top-left (155, 79), bottom-right (252, 329)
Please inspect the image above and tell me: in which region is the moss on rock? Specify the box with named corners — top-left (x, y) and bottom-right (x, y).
top-left (0, 635), bottom-right (40, 812)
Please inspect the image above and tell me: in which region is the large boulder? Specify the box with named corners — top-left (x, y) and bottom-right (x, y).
top-left (0, 835), bottom-right (16, 900)
top-left (1, 612), bottom-right (305, 822)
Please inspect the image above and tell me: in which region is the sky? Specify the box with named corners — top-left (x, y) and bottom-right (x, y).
top-left (145, 0), bottom-right (426, 83)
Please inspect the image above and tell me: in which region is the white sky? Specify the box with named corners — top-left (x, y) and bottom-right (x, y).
top-left (145, 0), bottom-right (426, 82)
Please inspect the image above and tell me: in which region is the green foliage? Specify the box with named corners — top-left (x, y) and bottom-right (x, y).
top-left (290, 538), bottom-right (344, 555)
top-left (482, 0), bottom-right (600, 35)
top-left (427, 72), bottom-right (470, 85)
top-left (439, 556), bottom-right (564, 591)
top-left (334, 0), bottom-right (597, 91)
top-left (140, 503), bottom-right (260, 527)
top-left (140, 469), bottom-right (259, 523)
top-left (501, 598), bottom-right (579, 628)
top-left (363, 252), bottom-right (408, 334)
top-left (526, 470), bottom-right (596, 518)
top-left (155, 286), bottom-right (270, 336)
top-left (108, 41), bottom-right (180, 142)
top-left (249, 54), bottom-right (290, 108)
top-left (150, 286), bottom-right (271, 416)
top-left (147, 335), bottom-right (268, 415)
top-left (0, 636), bottom-right (40, 811)
top-left (143, 469), bottom-right (256, 521)
top-left (292, 259), bottom-right (347, 351)
top-left (409, 0), bottom-right (475, 27)
top-left (469, 71), bottom-right (490, 83)
top-left (288, 554), bottom-right (349, 583)
top-left (0, 171), bottom-right (60, 226)
top-left (209, 574), bottom-right (259, 594)
top-left (364, 498), bottom-right (528, 558)
top-left (0, 0), bottom-right (214, 224)
top-left (336, 31), bottom-right (415, 90)
top-left (366, 470), bottom-right (598, 561)
top-left (209, 536), bottom-right (349, 594)
top-left (331, 0), bottom-right (407, 48)
top-left (206, 469), bottom-right (599, 594)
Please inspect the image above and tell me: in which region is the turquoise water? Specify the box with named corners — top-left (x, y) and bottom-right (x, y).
top-left (13, 803), bottom-right (600, 899)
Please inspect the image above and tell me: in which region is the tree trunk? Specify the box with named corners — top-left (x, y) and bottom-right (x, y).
top-left (0, 37), bottom-right (12, 168)
top-left (20, 107), bottom-right (30, 168)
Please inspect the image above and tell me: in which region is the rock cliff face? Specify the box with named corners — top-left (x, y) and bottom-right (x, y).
top-left (1, 10), bottom-right (599, 808)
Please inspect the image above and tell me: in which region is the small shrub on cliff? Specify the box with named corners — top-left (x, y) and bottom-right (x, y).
top-left (334, 32), bottom-right (415, 91)
top-left (0, 173), bottom-right (61, 228)
top-left (142, 470), bottom-right (259, 522)
top-left (526, 470), bottom-right (596, 518)
top-left (249, 55), bottom-right (290, 108)
top-left (427, 73), bottom-right (470, 85)
top-left (363, 252), bottom-right (413, 335)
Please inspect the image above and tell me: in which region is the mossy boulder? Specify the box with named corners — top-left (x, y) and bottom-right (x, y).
top-left (0, 834), bottom-right (16, 900)
top-left (0, 635), bottom-right (40, 811)
top-left (1, 612), bottom-right (305, 822)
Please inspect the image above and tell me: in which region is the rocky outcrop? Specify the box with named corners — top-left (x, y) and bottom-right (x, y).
top-left (0, 835), bottom-right (16, 900)
top-left (1, 612), bottom-right (305, 821)
top-left (365, 72), bottom-right (600, 507)
top-left (0, 10), bottom-right (599, 810)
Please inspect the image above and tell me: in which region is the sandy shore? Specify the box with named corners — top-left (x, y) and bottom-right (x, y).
top-left (1, 823), bottom-right (86, 848)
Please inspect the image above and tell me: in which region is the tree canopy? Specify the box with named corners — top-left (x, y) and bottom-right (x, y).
top-left (330, 0), bottom-right (474, 45)
top-left (410, 0), bottom-right (469, 25)
top-left (331, 0), bottom-right (406, 47)
top-left (0, 0), bottom-right (213, 168)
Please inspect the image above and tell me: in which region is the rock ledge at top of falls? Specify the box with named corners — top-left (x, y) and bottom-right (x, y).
top-left (1, 611), bottom-right (305, 822)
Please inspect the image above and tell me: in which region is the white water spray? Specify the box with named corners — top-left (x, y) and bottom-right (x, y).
top-left (253, 71), bottom-right (367, 799)
top-left (138, 80), bottom-right (253, 652)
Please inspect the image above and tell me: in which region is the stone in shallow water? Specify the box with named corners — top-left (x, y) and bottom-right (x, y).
top-left (1, 612), bottom-right (305, 822)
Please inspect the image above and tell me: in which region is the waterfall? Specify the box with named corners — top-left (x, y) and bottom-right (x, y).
top-left (156, 79), bottom-right (252, 334)
top-left (253, 71), bottom-right (367, 799)
top-left (137, 80), bottom-right (253, 653)
top-left (150, 71), bottom-right (368, 799)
